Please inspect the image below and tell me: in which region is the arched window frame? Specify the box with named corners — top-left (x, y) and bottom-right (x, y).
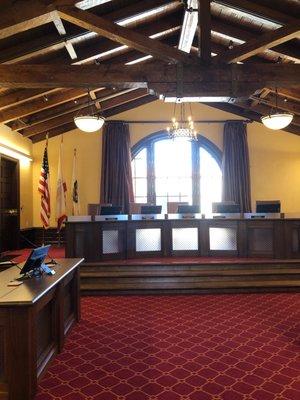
top-left (131, 130), bottom-right (222, 205)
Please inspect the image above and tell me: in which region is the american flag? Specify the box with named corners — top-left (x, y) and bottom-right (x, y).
top-left (38, 142), bottom-right (51, 228)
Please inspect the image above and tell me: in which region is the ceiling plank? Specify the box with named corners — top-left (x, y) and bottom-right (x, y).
top-left (215, 0), bottom-right (298, 25)
top-left (0, 0), bottom-right (53, 40)
top-left (56, 5), bottom-right (198, 64)
top-left (198, 0), bottom-right (211, 62)
top-left (21, 88), bottom-right (149, 137)
top-left (214, 22), bottom-right (300, 64)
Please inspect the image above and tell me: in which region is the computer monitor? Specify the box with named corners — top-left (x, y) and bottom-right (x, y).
top-left (177, 205), bottom-right (200, 214)
top-left (20, 245), bottom-right (51, 276)
top-left (212, 202), bottom-right (240, 213)
top-left (100, 206), bottom-right (122, 215)
top-left (256, 201), bottom-right (281, 213)
top-left (140, 205), bottom-right (162, 214)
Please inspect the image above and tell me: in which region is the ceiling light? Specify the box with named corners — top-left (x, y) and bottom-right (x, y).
top-left (261, 113), bottom-right (293, 130)
top-left (261, 88), bottom-right (293, 130)
top-left (74, 90), bottom-right (105, 132)
top-left (74, 115), bottom-right (105, 132)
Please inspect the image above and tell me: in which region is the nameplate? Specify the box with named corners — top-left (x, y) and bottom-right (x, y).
top-left (213, 215), bottom-right (226, 219)
top-left (142, 216), bottom-right (154, 220)
top-left (105, 217), bottom-right (118, 221)
top-left (250, 215), bottom-right (265, 219)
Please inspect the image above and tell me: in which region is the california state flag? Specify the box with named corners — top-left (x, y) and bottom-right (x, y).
top-left (56, 140), bottom-right (67, 232)
top-left (71, 148), bottom-right (80, 215)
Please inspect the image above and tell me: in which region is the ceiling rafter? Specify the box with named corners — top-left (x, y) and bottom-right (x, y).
top-left (55, 5), bottom-right (199, 64)
top-left (20, 88), bottom-right (149, 137)
top-left (31, 94), bottom-right (157, 143)
top-left (214, 22), bottom-right (300, 63)
top-left (215, 0), bottom-right (298, 25)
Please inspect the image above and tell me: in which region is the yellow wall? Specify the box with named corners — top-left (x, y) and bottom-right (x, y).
top-left (22, 100), bottom-right (300, 227)
top-left (0, 123), bottom-right (33, 229)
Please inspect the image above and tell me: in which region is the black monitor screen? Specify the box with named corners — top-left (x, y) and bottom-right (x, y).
top-left (100, 206), bottom-right (122, 215)
top-left (256, 202), bottom-right (281, 213)
top-left (215, 203), bottom-right (240, 213)
top-left (178, 205), bottom-right (200, 214)
top-left (140, 205), bottom-right (162, 214)
top-left (20, 245), bottom-right (51, 275)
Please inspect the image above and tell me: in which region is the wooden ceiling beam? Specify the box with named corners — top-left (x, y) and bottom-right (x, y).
top-left (0, 0), bottom-right (178, 64)
top-left (211, 18), bottom-right (300, 62)
top-left (0, 89), bottom-right (60, 109)
top-left (250, 93), bottom-right (300, 116)
top-left (215, 0), bottom-right (298, 25)
top-left (205, 102), bottom-right (300, 135)
top-left (31, 94), bottom-right (157, 143)
top-left (0, 88), bottom-right (90, 123)
top-left (0, 63), bottom-right (298, 93)
top-left (56, 6), bottom-right (198, 64)
top-left (21, 88), bottom-right (149, 137)
top-left (0, 0), bottom-right (53, 41)
top-left (214, 22), bottom-right (300, 64)
top-left (272, 88), bottom-right (300, 102)
top-left (8, 88), bottom-right (127, 130)
top-left (198, 0), bottom-right (211, 63)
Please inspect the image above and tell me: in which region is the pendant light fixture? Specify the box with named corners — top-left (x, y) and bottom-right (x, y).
top-left (74, 90), bottom-right (105, 133)
top-left (166, 63), bottom-right (197, 141)
top-left (261, 88), bottom-right (293, 130)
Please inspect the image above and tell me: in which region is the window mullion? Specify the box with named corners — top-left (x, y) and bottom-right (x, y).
top-left (192, 141), bottom-right (200, 206)
top-left (147, 142), bottom-right (156, 204)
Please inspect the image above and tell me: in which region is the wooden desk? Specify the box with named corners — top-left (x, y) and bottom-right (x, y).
top-left (65, 214), bottom-right (300, 260)
top-left (0, 258), bottom-right (83, 400)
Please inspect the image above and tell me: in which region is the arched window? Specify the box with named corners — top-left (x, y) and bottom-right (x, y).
top-left (131, 131), bottom-right (222, 214)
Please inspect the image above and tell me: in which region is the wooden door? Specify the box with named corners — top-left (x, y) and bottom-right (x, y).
top-left (0, 155), bottom-right (20, 252)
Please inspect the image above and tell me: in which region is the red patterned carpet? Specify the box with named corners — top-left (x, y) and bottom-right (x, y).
top-left (36, 294), bottom-right (300, 400)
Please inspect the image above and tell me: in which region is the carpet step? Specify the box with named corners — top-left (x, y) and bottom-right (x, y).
top-left (80, 261), bottom-right (300, 294)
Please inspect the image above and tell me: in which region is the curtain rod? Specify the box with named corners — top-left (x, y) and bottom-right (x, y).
top-left (107, 119), bottom-right (252, 124)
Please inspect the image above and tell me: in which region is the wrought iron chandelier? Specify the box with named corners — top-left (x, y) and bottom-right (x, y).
top-left (167, 100), bottom-right (197, 140)
top-left (166, 63), bottom-right (197, 141)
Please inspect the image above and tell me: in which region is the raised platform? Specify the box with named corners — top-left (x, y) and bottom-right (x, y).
top-left (80, 257), bottom-right (300, 295)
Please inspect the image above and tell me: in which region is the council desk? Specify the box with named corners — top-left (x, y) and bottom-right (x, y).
top-left (65, 213), bottom-right (300, 261)
top-left (0, 258), bottom-right (83, 400)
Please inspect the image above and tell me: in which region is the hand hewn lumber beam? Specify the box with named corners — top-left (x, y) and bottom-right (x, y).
top-left (215, 0), bottom-right (298, 25)
top-left (198, 0), bottom-right (211, 62)
top-left (56, 5), bottom-right (198, 64)
top-left (0, 63), bottom-right (298, 93)
top-left (214, 23), bottom-right (300, 64)
top-left (21, 88), bottom-right (149, 137)
top-left (31, 94), bottom-right (157, 143)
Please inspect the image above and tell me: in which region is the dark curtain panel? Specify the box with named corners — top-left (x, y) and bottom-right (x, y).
top-left (100, 121), bottom-right (134, 213)
top-left (222, 121), bottom-right (252, 212)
